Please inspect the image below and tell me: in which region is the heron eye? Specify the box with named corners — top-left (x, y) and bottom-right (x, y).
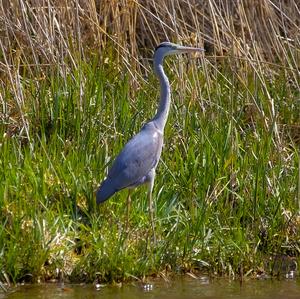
top-left (155, 43), bottom-right (170, 51)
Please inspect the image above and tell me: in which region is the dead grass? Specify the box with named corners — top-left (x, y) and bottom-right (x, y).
top-left (0, 1), bottom-right (300, 283)
top-left (1, 0), bottom-right (299, 68)
top-left (1, 0), bottom-right (299, 143)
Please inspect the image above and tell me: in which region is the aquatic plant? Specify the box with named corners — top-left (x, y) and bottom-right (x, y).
top-left (0, 0), bottom-right (299, 284)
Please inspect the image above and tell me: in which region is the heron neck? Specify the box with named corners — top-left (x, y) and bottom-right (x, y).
top-left (152, 56), bottom-right (171, 131)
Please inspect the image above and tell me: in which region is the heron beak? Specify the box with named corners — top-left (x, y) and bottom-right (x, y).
top-left (175, 45), bottom-right (205, 54)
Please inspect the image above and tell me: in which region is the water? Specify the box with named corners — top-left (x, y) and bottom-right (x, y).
top-left (3, 277), bottom-right (300, 299)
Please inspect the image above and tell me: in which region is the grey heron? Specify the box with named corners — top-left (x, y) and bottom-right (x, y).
top-left (96, 42), bottom-right (204, 239)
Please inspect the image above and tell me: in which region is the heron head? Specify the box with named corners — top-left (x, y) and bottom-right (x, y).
top-left (154, 41), bottom-right (204, 58)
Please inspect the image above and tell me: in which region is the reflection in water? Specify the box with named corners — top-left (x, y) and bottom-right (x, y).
top-left (4, 277), bottom-right (300, 299)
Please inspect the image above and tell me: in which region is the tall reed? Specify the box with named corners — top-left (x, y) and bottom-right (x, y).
top-left (0, 0), bottom-right (299, 284)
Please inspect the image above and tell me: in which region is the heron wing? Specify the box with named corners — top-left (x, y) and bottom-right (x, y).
top-left (107, 123), bottom-right (162, 191)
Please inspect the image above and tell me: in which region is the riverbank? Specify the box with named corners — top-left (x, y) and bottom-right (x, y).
top-left (1, 0), bottom-right (299, 285)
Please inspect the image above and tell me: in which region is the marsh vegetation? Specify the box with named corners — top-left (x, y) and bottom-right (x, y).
top-left (0, 0), bottom-right (299, 285)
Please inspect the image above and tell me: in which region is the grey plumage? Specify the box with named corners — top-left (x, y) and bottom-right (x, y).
top-left (96, 122), bottom-right (162, 203)
top-left (96, 42), bottom-right (204, 229)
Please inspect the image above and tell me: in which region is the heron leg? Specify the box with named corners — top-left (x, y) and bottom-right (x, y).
top-left (147, 169), bottom-right (156, 244)
top-left (126, 190), bottom-right (132, 231)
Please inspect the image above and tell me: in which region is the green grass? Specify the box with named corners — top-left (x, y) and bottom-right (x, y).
top-left (0, 54), bottom-right (299, 284)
